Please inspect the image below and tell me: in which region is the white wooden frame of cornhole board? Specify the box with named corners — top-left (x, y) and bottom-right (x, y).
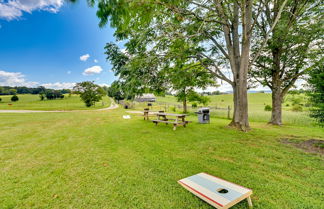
top-left (178, 173), bottom-right (253, 209)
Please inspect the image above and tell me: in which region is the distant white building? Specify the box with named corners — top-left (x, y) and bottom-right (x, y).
top-left (135, 93), bottom-right (156, 102)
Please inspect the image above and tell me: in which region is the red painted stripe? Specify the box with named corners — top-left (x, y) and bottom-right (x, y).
top-left (178, 180), bottom-right (224, 207)
top-left (202, 172), bottom-right (252, 190)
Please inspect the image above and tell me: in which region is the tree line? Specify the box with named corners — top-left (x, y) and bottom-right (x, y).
top-left (0, 86), bottom-right (71, 95)
top-left (0, 82), bottom-right (109, 108)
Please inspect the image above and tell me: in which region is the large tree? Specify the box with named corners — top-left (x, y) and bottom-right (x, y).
top-left (164, 63), bottom-right (215, 113)
top-left (250, 0), bottom-right (323, 125)
top-left (105, 42), bottom-right (167, 98)
top-left (105, 42), bottom-right (214, 112)
top-left (73, 81), bottom-right (106, 107)
top-left (89, 0), bottom-right (288, 131)
top-left (107, 81), bottom-right (125, 103)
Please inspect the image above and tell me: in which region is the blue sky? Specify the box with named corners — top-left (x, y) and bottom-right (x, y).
top-left (0, 0), bottom-right (118, 89)
top-left (0, 0), bottom-right (303, 92)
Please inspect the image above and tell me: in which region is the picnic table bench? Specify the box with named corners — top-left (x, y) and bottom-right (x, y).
top-left (152, 112), bottom-right (191, 130)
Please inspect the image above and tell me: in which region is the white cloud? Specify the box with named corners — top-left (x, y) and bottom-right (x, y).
top-left (0, 0), bottom-right (64, 20)
top-left (94, 59), bottom-right (98, 63)
top-left (82, 65), bottom-right (103, 76)
top-left (0, 70), bottom-right (38, 87)
top-left (80, 54), bottom-right (90, 61)
top-left (67, 70), bottom-right (71, 75)
top-left (42, 82), bottom-right (75, 89)
top-left (98, 83), bottom-right (110, 87)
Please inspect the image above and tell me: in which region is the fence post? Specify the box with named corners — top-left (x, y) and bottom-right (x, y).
top-left (227, 105), bottom-right (231, 119)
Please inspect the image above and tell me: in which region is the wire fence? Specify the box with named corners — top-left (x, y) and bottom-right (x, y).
top-left (119, 100), bottom-right (232, 119)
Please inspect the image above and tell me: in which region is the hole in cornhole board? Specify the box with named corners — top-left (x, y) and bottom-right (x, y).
top-left (217, 188), bottom-right (228, 193)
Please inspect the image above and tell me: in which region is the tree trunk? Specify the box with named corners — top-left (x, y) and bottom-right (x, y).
top-left (270, 87), bottom-right (283, 125)
top-left (229, 72), bottom-right (250, 131)
top-left (231, 84), bottom-right (239, 123)
top-left (228, 0), bottom-right (251, 132)
top-left (183, 98), bottom-right (187, 113)
top-left (215, 0), bottom-right (252, 131)
top-left (269, 41), bottom-right (283, 125)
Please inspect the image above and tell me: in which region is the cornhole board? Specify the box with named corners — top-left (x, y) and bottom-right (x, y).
top-left (178, 173), bottom-right (253, 209)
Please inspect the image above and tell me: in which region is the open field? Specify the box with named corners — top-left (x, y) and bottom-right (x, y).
top-left (1, 108), bottom-right (323, 209)
top-left (131, 93), bottom-right (313, 126)
top-left (0, 94), bottom-right (111, 111)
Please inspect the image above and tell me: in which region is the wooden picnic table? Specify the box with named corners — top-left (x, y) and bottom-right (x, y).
top-left (152, 112), bottom-right (190, 130)
top-left (143, 109), bottom-right (163, 120)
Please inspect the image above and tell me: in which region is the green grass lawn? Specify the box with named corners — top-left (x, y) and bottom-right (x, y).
top-left (1, 108), bottom-right (323, 208)
top-left (0, 94), bottom-right (111, 110)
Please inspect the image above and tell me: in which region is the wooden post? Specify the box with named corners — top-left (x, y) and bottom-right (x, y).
top-left (227, 105), bottom-right (231, 119)
top-left (247, 196), bottom-right (253, 208)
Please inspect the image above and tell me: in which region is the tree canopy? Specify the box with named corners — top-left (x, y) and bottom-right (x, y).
top-left (307, 65), bottom-right (324, 126)
top-left (92, 0), bottom-right (290, 131)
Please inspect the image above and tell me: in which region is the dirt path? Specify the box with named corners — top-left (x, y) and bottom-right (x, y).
top-left (96, 99), bottom-right (119, 111)
top-left (0, 98), bottom-right (119, 113)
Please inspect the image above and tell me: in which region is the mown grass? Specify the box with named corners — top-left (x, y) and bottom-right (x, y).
top-left (0, 94), bottom-right (111, 110)
top-left (1, 108), bottom-right (323, 209)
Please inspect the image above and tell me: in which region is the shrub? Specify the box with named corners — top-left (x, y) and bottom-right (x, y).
top-left (304, 103), bottom-right (311, 107)
top-left (171, 106), bottom-right (176, 112)
top-left (11, 95), bottom-right (19, 102)
top-left (285, 103), bottom-right (290, 107)
top-left (39, 94), bottom-right (45, 101)
top-left (264, 105), bottom-right (272, 111)
top-left (45, 90), bottom-right (64, 100)
top-left (290, 97), bottom-right (303, 105)
top-left (0, 97), bottom-right (2, 102)
top-left (292, 104), bottom-right (303, 112)
top-left (192, 102), bottom-right (197, 108)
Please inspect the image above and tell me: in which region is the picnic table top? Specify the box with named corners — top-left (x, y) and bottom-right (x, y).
top-left (156, 113), bottom-right (187, 117)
